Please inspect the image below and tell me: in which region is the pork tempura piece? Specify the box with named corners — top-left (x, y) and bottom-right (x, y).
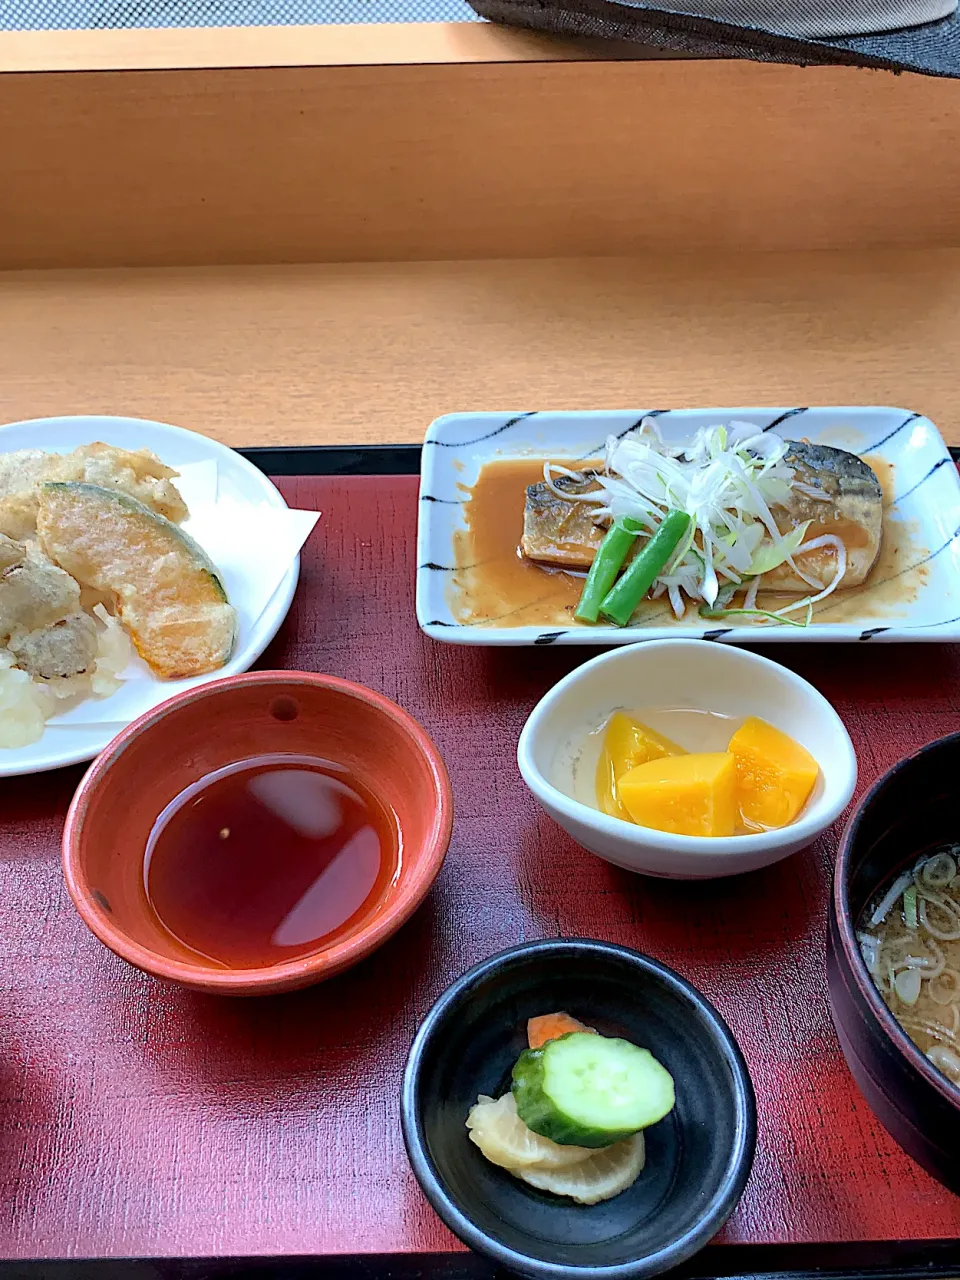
top-left (0, 443), bottom-right (187, 539)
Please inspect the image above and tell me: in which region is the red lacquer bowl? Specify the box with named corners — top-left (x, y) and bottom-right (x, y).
top-left (62, 671), bottom-right (453, 995)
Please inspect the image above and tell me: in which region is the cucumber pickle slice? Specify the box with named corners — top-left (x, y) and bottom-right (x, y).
top-left (512, 1032), bottom-right (675, 1148)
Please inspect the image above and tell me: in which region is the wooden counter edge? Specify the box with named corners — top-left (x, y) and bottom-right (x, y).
top-left (0, 21), bottom-right (666, 72)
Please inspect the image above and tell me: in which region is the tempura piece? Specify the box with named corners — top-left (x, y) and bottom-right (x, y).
top-left (0, 533), bottom-right (23, 574)
top-left (0, 537), bottom-right (125, 691)
top-left (8, 611), bottom-right (99, 681)
top-left (0, 452), bottom-right (73, 539)
top-left (0, 538), bottom-right (82, 638)
top-left (0, 533), bottom-right (25, 574)
top-left (38, 482), bottom-right (236, 680)
top-left (70, 443), bottom-right (188, 525)
top-left (0, 442), bottom-right (187, 540)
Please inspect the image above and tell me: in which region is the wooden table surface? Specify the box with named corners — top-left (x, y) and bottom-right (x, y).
top-left (2, 251), bottom-right (960, 448)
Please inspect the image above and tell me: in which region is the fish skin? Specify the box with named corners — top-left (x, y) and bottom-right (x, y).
top-left (521, 472), bottom-right (606, 568)
top-left (765, 441), bottom-right (883, 590)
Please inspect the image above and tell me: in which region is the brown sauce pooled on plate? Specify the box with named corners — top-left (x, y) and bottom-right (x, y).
top-left (451, 460), bottom-right (586, 627)
top-left (450, 454), bottom-right (926, 630)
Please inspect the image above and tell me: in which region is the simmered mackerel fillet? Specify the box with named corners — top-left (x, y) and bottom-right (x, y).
top-left (521, 471), bottom-right (606, 568)
top-left (520, 443), bottom-right (883, 591)
top-left (0, 443), bottom-right (188, 540)
top-left (765, 441), bottom-right (883, 590)
top-left (38, 482), bottom-right (236, 679)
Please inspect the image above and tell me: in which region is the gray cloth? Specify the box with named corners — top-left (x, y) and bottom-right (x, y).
top-left (644, 0), bottom-right (955, 37)
top-left (468, 0), bottom-right (960, 74)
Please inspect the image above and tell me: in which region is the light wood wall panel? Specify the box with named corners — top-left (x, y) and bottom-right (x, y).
top-left (2, 54), bottom-right (960, 268)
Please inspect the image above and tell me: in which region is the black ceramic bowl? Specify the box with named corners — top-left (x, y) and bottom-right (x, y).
top-left (828, 732), bottom-right (960, 1194)
top-left (401, 939), bottom-right (757, 1280)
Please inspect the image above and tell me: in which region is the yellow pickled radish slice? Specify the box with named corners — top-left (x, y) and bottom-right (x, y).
top-left (466, 1093), bottom-right (593, 1170)
top-left (514, 1132), bottom-right (646, 1204)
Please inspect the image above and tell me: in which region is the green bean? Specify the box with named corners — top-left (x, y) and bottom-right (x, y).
top-left (574, 516), bottom-right (642, 624)
top-left (599, 510), bottom-right (691, 627)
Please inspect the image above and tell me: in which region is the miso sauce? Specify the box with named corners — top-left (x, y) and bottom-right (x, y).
top-left (144, 754), bottom-right (398, 969)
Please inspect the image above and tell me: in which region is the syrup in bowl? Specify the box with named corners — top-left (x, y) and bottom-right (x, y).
top-left (143, 754), bottom-right (400, 969)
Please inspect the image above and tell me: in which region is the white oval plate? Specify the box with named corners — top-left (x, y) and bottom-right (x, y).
top-left (0, 415), bottom-right (298, 777)
top-left (417, 406), bottom-right (960, 646)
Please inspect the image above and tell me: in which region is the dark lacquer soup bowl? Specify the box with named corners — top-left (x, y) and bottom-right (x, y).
top-left (827, 731), bottom-right (960, 1194)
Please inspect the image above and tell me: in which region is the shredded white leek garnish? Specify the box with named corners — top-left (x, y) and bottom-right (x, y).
top-left (543, 418), bottom-right (849, 625)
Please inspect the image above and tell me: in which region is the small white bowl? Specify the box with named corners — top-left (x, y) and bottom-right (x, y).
top-left (517, 640), bottom-right (857, 880)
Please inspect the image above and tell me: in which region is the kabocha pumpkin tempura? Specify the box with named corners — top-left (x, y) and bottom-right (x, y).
top-left (595, 712), bottom-right (819, 837)
top-left (466, 1013), bottom-right (675, 1205)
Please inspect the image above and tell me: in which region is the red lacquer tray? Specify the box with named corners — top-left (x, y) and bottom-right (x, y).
top-left (2, 448), bottom-right (960, 1276)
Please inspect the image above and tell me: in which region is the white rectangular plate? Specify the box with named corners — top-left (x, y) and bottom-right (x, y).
top-left (416, 406), bottom-right (960, 645)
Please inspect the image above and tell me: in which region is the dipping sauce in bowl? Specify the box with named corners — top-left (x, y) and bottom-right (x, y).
top-left (63, 671), bottom-right (452, 994)
top-left (144, 754), bottom-right (399, 970)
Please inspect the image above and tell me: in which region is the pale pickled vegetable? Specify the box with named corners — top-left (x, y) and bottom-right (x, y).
top-left (515, 1133), bottom-right (646, 1205)
top-left (466, 1093), bottom-right (593, 1170)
